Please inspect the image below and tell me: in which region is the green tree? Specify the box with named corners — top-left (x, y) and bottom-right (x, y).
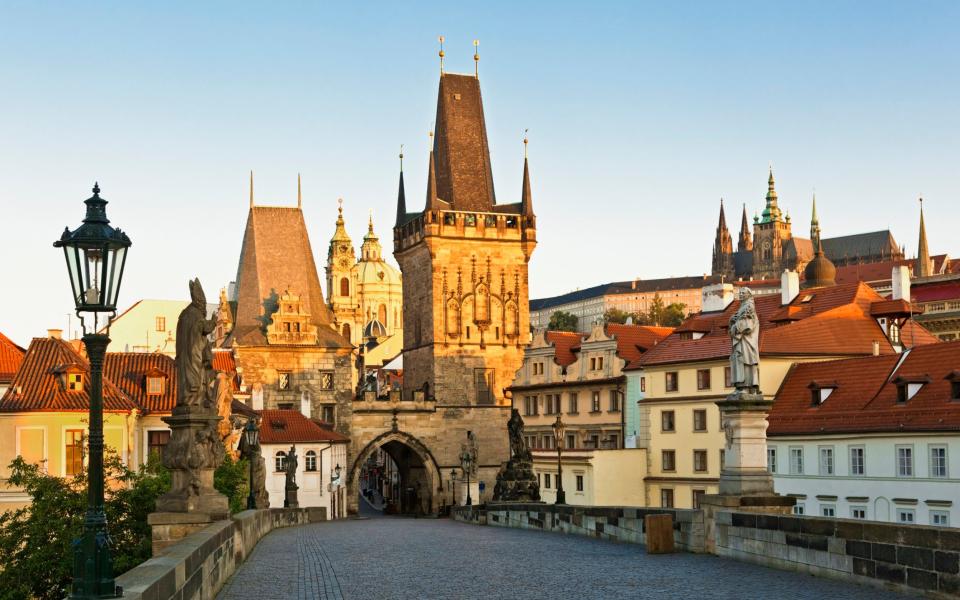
top-left (214, 453), bottom-right (249, 515)
top-left (603, 308), bottom-right (630, 324)
top-left (661, 303), bottom-right (687, 327)
top-left (547, 310), bottom-right (579, 332)
top-left (646, 294), bottom-right (667, 326)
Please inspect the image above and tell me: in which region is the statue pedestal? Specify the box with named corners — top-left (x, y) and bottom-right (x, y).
top-left (492, 455), bottom-right (541, 503)
top-left (154, 407), bottom-right (229, 517)
top-left (284, 484), bottom-right (300, 509)
top-left (147, 512), bottom-right (218, 556)
top-left (716, 389), bottom-right (775, 496)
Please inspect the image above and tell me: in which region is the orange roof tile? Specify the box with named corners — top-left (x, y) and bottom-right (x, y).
top-left (0, 332), bottom-right (25, 383)
top-left (258, 409), bottom-right (349, 444)
top-left (104, 353), bottom-right (176, 414)
top-left (769, 341), bottom-right (960, 435)
top-left (212, 350), bottom-right (236, 373)
top-left (545, 331), bottom-right (587, 367)
top-left (605, 323), bottom-right (673, 365)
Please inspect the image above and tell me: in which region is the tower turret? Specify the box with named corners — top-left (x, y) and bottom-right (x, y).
top-left (711, 198), bottom-right (734, 278)
top-left (738, 203), bottom-right (752, 252)
top-left (326, 200), bottom-right (356, 307)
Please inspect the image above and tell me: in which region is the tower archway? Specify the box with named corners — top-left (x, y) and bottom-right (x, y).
top-left (349, 431), bottom-right (443, 516)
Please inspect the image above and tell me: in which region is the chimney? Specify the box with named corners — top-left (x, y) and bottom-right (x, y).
top-left (872, 340), bottom-right (880, 356)
top-left (701, 283), bottom-right (735, 312)
top-left (300, 391), bottom-right (311, 418)
top-left (781, 270), bottom-right (800, 305)
top-left (891, 265), bottom-right (911, 301)
top-left (47, 329), bottom-right (63, 340)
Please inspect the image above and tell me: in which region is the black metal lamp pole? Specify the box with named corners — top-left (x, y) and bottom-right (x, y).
top-left (244, 419), bottom-right (260, 510)
top-left (449, 467), bottom-right (457, 507)
top-left (55, 183), bottom-right (131, 599)
top-left (553, 414), bottom-right (566, 505)
top-left (460, 450), bottom-right (473, 506)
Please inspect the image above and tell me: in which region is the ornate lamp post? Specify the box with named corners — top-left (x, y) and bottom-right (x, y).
top-left (460, 449), bottom-right (473, 506)
top-left (54, 183), bottom-right (130, 599)
top-left (449, 467), bottom-right (458, 507)
top-left (552, 413), bottom-right (566, 504)
top-left (244, 419), bottom-right (260, 510)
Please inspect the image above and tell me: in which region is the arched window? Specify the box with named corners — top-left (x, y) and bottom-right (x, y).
top-left (378, 304), bottom-right (387, 327)
top-left (340, 277), bottom-right (350, 297)
top-left (305, 450), bottom-right (317, 472)
top-left (275, 451), bottom-right (287, 472)
top-left (342, 323), bottom-right (351, 341)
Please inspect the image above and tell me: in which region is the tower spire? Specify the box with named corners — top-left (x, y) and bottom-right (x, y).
top-left (712, 198), bottom-right (734, 278)
top-left (249, 170), bottom-right (254, 208)
top-left (810, 191), bottom-right (820, 247)
top-left (425, 149), bottom-right (440, 211)
top-left (297, 173), bottom-right (302, 209)
top-left (521, 132), bottom-right (534, 219)
top-left (761, 164), bottom-right (782, 223)
top-left (738, 203), bottom-right (752, 252)
top-left (473, 39), bottom-right (479, 78)
top-left (395, 145), bottom-right (407, 226)
top-left (917, 197), bottom-right (932, 277)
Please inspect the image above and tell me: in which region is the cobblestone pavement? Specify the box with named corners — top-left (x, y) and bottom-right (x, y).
top-left (217, 513), bottom-right (909, 600)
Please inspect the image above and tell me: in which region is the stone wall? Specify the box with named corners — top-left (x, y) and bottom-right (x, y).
top-left (714, 511), bottom-right (960, 597)
top-left (117, 507), bottom-right (325, 600)
top-left (453, 503), bottom-right (705, 552)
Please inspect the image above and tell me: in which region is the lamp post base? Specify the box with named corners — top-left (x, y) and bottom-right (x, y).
top-left (555, 490), bottom-right (566, 505)
top-left (71, 511), bottom-right (122, 598)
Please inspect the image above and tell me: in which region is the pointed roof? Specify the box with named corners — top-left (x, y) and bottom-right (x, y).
top-left (738, 203), bottom-right (752, 252)
top-left (760, 166), bottom-right (782, 223)
top-left (229, 204), bottom-right (345, 348)
top-left (809, 193), bottom-right (820, 245)
top-left (330, 202), bottom-right (352, 246)
top-left (432, 73), bottom-right (496, 211)
top-left (395, 152), bottom-right (408, 226)
top-left (521, 155), bottom-right (534, 217)
top-left (361, 212), bottom-right (384, 262)
top-left (424, 150), bottom-right (445, 211)
top-left (718, 198), bottom-right (728, 230)
top-left (0, 332), bottom-right (25, 383)
top-left (917, 198), bottom-right (932, 277)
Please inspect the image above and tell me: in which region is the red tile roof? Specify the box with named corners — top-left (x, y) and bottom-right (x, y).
top-left (104, 353), bottom-right (176, 414)
top-left (212, 350), bottom-right (236, 373)
top-left (258, 409), bottom-right (349, 444)
top-left (606, 324), bottom-right (673, 365)
top-left (633, 282), bottom-right (938, 368)
top-left (545, 331), bottom-right (587, 367)
top-left (0, 338), bottom-right (138, 413)
top-left (912, 280), bottom-right (960, 303)
top-left (0, 332), bottom-right (25, 383)
top-left (833, 255), bottom-right (950, 286)
top-left (769, 341), bottom-right (960, 435)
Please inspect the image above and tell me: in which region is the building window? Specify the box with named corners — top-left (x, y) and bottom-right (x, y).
top-left (278, 372), bottom-right (291, 390)
top-left (533, 362), bottom-right (543, 376)
top-left (322, 405), bottom-right (335, 424)
top-left (542, 435), bottom-right (555, 450)
top-left (665, 371), bottom-right (678, 392)
top-left (148, 430), bottom-right (170, 459)
top-left (767, 446), bottom-right (777, 473)
top-left (320, 371), bottom-right (334, 390)
top-left (724, 366), bottom-right (732, 388)
top-left (889, 321), bottom-right (901, 344)
top-left (340, 277), bottom-right (350, 297)
top-left (662, 450), bottom-right (676, 472)
top-left (588, 434), bottom-right (600, 449)
top-left (475, 369), bottom-right (494, 405)
top-left (544, 473), bottom-right (551, 489)
top-left (820, 504), bottom-right (836, 518)
top-left (568, 393), bottom-right (578, 414)
top-left (640, 377), bottom-right (646, 393)
top-left (696, 369), bottom-right (711, 390)
top-left (660, 488), bottom-right (674, 508)
top-left (850, 506), bottom-right (867, 520)
top-left (67, 373), bottom-right (83, 392)
top-left (793, 503), bottom-right (805, 515)
top-left (661, 410), bottom-right (675, 432)
top-left (146, 376), bottom-right (164, 396)
top-left (275, 451), bottom-right (287, 472)
top-left (524, 395), bottom-right (539, 416)
top-left (607, 433), bottom-right (619, 449)
top-left (789, 447), bottom-right (804, 475)
top-left (897, 508), bottom-right (915, 524)
top-left (693, 409), bottom-right (707, 432)
top-left (931, 511), bottom-right (950, 527)
top-left (65, 429), bottom-right (85, 476)
top-left (591, 391), bottom-right (601, 413)
top-left (930, 445), bottom-right (948, 478)
top-left (609, 390), bottom-right (620, 412)
top-left (819, 446), bottom-right (834, 476)
top-left (849, 446), bottom-right (865, 476)
top-left (576, 475), bottom-right (584, 492)
top-left (589, 356), bottom-right (604, 371)
top-left (693, 489), bottom-right (706, 509)
top-left (155, 316), bottom-right (166, 332)
top-left (897, 446), bottom-right (914, 477)
top-left (278, 403), bottom-right (294, 410)
top-left (305, 450), bottom-right (317, 472)
top-left (566, 433), bottom-right (576, 449)
top-left (952, 380), bottom-right (960, 401)
top-left (694, 450), bottom-right (708, 473)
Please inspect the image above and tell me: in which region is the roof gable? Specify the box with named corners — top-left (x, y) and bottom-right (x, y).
top-left (259, 409), bottom-right (349, 444)
top-left (0, 332), bottom-right (26, 382)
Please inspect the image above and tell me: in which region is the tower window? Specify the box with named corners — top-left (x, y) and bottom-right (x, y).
top-left (340, 277), bottom-right (350, 297)
top-left (67, 373), bottom-right (83, 391)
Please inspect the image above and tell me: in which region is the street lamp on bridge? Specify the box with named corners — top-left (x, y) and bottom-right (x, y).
top-left (552, 413), bottom-right (566, 505)
top-left (244, 419), bottom-right (261, 510)
top-left (54, 183), bottom-right (131, 599)
top-left (460, 449), bottom-right (473, 506)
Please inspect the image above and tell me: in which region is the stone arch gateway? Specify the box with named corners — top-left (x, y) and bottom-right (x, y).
top-left (349, 431), bottom-right (443, 515)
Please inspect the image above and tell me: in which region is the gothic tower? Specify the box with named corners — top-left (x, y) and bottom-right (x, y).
top-left (738, 203), bottom-right (752, 253)
top-left (916, 198), bottom-right (933, 278)
top-left (326, 202), bottom-right (357, 341)
top-left (711, 199), bottom-right (734, 279)
top-left (751, 167), bottom-right (793, 279)
top-left (394, 72), bottom-right (537, 406)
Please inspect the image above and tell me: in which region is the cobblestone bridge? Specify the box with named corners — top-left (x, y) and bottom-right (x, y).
top-left (216, 510), bottom-right (908, 600)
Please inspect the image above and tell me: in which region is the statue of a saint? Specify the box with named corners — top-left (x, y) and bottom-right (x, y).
top-left (507, 409), bottom-right (528, 461)
top-left (729, 288), bottom-right (760, 392)
top-left (285, 445), bottom-right (299, 488)
top-left (175, 279), bottom-right (217, 409)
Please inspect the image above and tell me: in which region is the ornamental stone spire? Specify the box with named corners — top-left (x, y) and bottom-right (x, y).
top-left (917, 198), bottom-right (933, 278)
top-left (761, 165), bottom-right (782, 223)
top-left (738, 203), bottom-right (752, 252)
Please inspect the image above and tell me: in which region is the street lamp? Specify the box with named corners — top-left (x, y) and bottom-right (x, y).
top-left (55, 183), bottom-right (130, 599)
top-left (552, 413), bottom-right (566, 504)
top-left (244, 419), bottom-right (260, 510)
top-left (460, 449), bottom-right (473, 506)
top-left (334, 463), bottom-right (342, 480)
top-left (449, 468), bottom-right (458, 507)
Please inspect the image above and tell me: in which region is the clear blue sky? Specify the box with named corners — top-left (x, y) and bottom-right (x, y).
top-left (1, 1), bottom-right (958, 346)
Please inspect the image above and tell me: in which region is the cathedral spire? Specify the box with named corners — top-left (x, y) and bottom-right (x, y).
top-left (712, 198), bottom-right (734, 278)
top-left (917, 197), bottom-right (932, 277)
top-left (395, 146), bottom-right (407, 226)
top-left (761, 165), bottom-right (782, 223)
top-left (520, 134), bottom-right (534, 219)
top-left (810, 192), bottom-right (821, 247)
top-left (738, 203), bottom-right (752, 252)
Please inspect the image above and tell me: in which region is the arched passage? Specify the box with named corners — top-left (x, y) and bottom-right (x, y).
top-left (349, 431), bottom-right (442, 516)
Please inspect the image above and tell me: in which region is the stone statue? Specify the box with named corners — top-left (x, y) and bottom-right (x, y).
top-left (238, 420), bottom-right (269, 509)
top-left (175, 279), bottom-right (217, 410)
top-left (284, 445), bottom-right (300, 508)
top-left (507, 409), bottom-right (529, 462)
top-left (729, 288), bottom-right (760, 392)
top-left (493, 410), bottom-right (541, 503)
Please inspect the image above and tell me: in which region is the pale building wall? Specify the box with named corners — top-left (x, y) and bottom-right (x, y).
top-left (262, 441), bottom-right (348, 518)
top-left (770, 432), bottom-right (960, 527)
top-left (533, 449), bottom-right (648, 507)
top-left (105, 299), bottom-right (216, 356)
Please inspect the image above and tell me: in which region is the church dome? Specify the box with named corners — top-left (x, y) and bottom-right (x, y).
top-left (355, 259), bottom-right (402, 286)
top-left (364, 318), bottom-right (388, 339)
top-left (803, 250), bottom-right (837, 289)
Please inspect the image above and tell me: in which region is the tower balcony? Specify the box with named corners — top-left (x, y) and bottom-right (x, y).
top-left (394, 209), bottom-right (536, 253)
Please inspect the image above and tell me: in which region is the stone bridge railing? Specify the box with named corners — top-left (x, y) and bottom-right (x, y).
top-left (454, 503), bottom-right (960, 598)
top-left (116, 507), bottom-right (325, 600)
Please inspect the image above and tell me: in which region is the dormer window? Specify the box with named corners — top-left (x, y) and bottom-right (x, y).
top-left (893, 375), bottom-right (930, 404)
top-left (801, 294), bottom-right (814, 303)
top-left (146, 376), bottom-right (165, 396)
top-left (808, 381), bottom-right (838, 406)
top-left (945, 371), bottom-right (960, 401)
top-left (67, 373), bottom-right (83, 391)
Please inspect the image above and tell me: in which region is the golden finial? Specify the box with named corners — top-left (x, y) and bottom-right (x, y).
top-left (474, 39), bottom-right (479, 78)
top-left (338, 197), bottom-right (343, 215)
top-left (369, 209), bottom-right (374, 232)
top-left (523, 128), bottom-right (529, 159)
top-left (438, 35), bottom-right (445, 74)
top-left (297, 173), bottom-right (302, 208)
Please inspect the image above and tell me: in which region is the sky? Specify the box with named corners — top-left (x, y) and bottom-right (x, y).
top-left (1, 1), bottom-right (958, 346)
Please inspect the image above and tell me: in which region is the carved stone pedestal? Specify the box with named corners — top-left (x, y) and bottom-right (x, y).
top-left (492, 457), bottom-right (541, 503)
top-left (155, 407), bottom-right (229, 516)
top-left (717, 390), bottom-right (775, 496)
top-left (284, 484), bottom-right (300, 509)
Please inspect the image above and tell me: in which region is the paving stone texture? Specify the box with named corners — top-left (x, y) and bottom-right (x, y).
top-left (217, 512), bottom-right (910, 600)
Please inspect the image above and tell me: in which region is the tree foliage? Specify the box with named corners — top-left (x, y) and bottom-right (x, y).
top-left (215, 453), bottom-right (249, 515)
top-left (547, 310), bottom-right (579, 332)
